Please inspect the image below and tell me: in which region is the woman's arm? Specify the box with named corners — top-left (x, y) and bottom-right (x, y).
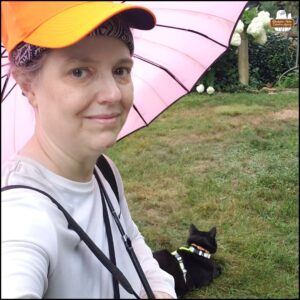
top-left (2, 192), bottom-right (58, 298)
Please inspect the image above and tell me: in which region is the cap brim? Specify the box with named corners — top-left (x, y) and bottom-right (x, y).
top-left (24, 2), bottom-right (156, 49)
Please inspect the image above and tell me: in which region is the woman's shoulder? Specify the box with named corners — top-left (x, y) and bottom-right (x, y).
top-left (2, 182), bottom-right (59, 267)
top-left (1, 155), bottom-right (71, 235)
top-left (2, 185), bottom-right (59, 277)
top-left (2, 155), bottom-right (48, 186)
top-left (1, 156), bottom-right (60, 236)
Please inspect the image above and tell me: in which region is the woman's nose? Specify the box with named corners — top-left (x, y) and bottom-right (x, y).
top-left (95, 75), bottom-right (122, 104)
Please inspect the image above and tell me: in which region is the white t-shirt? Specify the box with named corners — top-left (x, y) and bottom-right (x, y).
top-left (1, 155), bottom-right (176, 299)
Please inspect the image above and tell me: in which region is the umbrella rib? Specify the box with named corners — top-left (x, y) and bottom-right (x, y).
top-left (132, 71), bottom-right (172, 107)
top-left (1, 75), bottom-right (10, 102)
top-left (1, 73), bottom-right (9, 79)
top-left (1, 45), bottom-right (8, 57)
top-left (134, 36), bottom-right (208, 71)
top-left (156, 24), bottom-right (227, 48)
top-left (1, 81), bottom-right (16, 103)
top-left (2, 62), bottom-right (11, 68)
top-left (133, 54), bottom-right (189, 92)
top-left (132, 104), bottom-right (148, 125)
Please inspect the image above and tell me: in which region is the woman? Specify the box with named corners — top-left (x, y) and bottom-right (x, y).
top-left (1, 2), bottom-right (176, 299)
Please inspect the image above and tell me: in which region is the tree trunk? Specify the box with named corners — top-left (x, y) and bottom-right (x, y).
top-left (238, 31), bottom-right (249, 85)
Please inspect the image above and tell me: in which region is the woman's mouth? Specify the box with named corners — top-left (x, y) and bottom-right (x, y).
top-left (85, 113), bottom-right (120, 125)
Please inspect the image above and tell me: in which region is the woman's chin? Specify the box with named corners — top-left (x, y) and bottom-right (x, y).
top-left (102, 140), bottom-right (116, 150)
top-left (90, 136), bottom-right (118, 153)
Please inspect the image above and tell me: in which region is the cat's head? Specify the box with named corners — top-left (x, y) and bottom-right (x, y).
top-left (187, 224), bottom-right (218, 254)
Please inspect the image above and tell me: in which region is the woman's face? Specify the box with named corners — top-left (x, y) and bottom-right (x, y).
top-left (29, 35), bottom-right (134, 158)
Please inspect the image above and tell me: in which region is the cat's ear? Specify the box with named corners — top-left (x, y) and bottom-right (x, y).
top-left (209, 227), bottom-right (217, 238)
top-left (189, 224), bottom-right (198, 234)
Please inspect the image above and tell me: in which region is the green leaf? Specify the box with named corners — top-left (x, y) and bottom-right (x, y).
top-left (242, 7), bottom-right (258, 26)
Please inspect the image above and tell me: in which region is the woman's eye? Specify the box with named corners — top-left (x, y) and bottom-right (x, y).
top-left (71, 68), bottom-right (88, 78)
top-left (114, 67), bottom-right (131, 77)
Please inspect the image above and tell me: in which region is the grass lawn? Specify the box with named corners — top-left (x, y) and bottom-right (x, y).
top-left (107, 90), bottom-right (299, 299)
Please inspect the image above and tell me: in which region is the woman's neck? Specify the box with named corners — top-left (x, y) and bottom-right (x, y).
top-left (19, 135), bottom-right (98, 182)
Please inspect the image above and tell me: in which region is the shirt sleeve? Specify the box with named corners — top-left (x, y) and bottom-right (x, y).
top-left (104, 156), bottom-right (177, 299)
top-left (1, 189), bottom-right (58, 299)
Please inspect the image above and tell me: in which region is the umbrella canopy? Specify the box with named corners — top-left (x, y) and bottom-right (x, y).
top-left (1, 1), bottom-right (248, 163)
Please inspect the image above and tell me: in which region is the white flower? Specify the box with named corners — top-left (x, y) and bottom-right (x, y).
top-left (235, 20), bottom-right (244, 33)
top-left (231, 32), bottom-right (241, 46)
top-left (247, 17), bottom-right (264, 38)
top-left (258, 11), bottom-right (269, 18)
top-left (257, 11), bottom-right (271, 29)
top-left (254, 30), bottom-right (267, 45)
top-left (206, 86), bottom-right (215, 95)
top-left (196, 84), bottom-right (205, 93)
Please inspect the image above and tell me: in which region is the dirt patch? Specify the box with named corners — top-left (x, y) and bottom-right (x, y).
top-left (229, 117), bottom-right (262, 127)
top-left (190, 159), bottom-right (217, 173)
top-left (228, 109), bottom-right (298, 128)
top-left (273, 109), bottom-right (299, 120)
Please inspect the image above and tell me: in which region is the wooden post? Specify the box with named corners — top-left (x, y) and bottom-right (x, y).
top-left (238, 31), bottom-right (249, 85)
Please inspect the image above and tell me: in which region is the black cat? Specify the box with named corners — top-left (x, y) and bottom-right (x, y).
top-left (153, 224), bottom-right (222, 298)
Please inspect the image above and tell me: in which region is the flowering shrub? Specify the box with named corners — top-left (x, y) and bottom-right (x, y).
top-left (231, 7), bottom-right (272, 46)
top-left (194, 4), bottom-right (297, 92)
top-left (194, 31), bottom-right (296, 92)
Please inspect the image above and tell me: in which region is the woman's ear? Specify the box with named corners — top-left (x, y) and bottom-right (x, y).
top-left (21, 84), bottom-right (38, 108)
top-left (21, 82), bottom-right (38, 107)
top-left (11, 69), bottom-right (38, 108)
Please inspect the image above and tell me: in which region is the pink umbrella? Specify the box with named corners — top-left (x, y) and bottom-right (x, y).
top-left (1, 1), bottom-right (248, 163)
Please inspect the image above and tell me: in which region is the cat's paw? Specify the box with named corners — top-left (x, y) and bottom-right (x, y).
top-left (213, 264), bottom-right (222, 278)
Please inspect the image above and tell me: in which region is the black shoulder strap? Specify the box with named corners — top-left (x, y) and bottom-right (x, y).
top-left (97, 155), bottom-right (119, 203)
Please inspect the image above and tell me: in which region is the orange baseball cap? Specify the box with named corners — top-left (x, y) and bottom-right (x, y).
top-left (1, 1), bottom-right (156, 54)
